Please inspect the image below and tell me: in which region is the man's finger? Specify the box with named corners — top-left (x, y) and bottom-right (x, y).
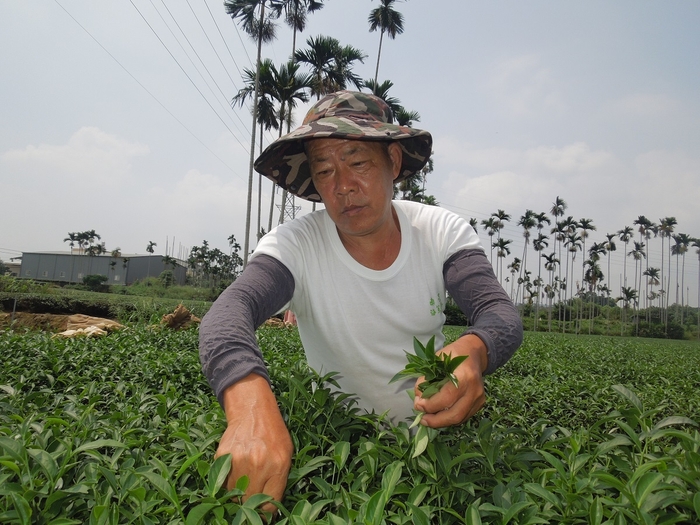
top-left (420, 388), bottom-right (485, 427)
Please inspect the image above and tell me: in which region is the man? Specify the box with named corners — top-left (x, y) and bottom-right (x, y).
top-left (199, 91), bottom-right (523, 507)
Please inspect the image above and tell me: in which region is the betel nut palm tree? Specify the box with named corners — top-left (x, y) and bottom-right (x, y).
top-left (278, 0), bottom-right (326, 55)
top-left (232, 58), bottom-right (279, 241)
top-left (633, 215), bottom-right (655, 311)
top-left (671, 233), bottom-right (692, 323)
top-left (225, 0), bottom-right (281, 267)
top-left (234, 57), bottom-right (312, 231)
top-left (532, 232), bottom-right (549, 330)
top-left (146, 241), bottom-right (157, 279)
top-left (361, 78), bottom-right (433, 204)
top-left (693, 238), bottom-right (700, 339)
top-left (658, 216), bottom-right (677, 327)
top-left (494, 237), bottom-right (512, 286)
top-left (294, 35), bottom-right (366, 100)
top-left (480, 217), bottom-right (497, 264)
top-left (368, 0), bottom-right (405, 85)
top-left (550, 197), bottom-right (567, 309)
top-left (517, 210), bottom-right (537, 305)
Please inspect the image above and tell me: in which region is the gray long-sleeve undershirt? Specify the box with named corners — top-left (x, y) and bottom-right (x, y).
top-left (199, 250), bottom-right (523, 407)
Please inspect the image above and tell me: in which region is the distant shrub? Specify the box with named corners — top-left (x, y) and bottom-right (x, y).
top-left (443, 296), bottom-right (468, 326)
top-left (637, 321), bottom-right (686, 340)
top-left (83, 274), bottom-right (109, 293)
top-left (159, 270), bottom-right (174, 288)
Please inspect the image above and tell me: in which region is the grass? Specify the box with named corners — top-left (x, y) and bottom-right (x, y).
top-left (0, 325), bottom-right (699, 523)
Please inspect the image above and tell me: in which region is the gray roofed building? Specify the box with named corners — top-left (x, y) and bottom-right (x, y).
top-left (18, 252), bottom-right (187, 286)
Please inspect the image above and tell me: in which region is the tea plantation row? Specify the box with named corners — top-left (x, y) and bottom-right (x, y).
top-left (1, 326), bottom-right (699, 524)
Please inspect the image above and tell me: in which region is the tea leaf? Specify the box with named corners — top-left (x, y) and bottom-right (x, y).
top-left (412, 426), bottom-right (430, 459)
top-left (465, 505), bottom-right (483, 525)
top-left (380, 461), bottom-right (403, 495)
top-left (208, 454), bottom-right (233, 496)
top-left (363, 490), bottom-right (389, 525)
top-left (74, 439), bottom-right (126, 455)
top-left (332, 441), bottom-right (350, 470)
top-left (413, 337), bottom-right (429, 361)
top-left (138, 470), bottom-right (182, 512)
top-left (503, 501), bottom-right (533, 524)
top-left (185, 503), bottom-right (219, 525)
top-left (10, 492), bottom-right (32, 524)
top-left (612, 384), bottom-right (643, 413)
top-left (634, 472), bottom-right (664, 507)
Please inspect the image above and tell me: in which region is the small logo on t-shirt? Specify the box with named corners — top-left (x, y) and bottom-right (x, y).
top-left (429, 293), bottom-right (444, 316)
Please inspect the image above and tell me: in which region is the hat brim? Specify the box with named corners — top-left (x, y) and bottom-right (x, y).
top-left (254, 116), bottom-right (433, 202)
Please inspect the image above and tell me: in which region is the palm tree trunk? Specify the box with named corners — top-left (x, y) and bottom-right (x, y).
top-left (373, 30), bottom-right (384, 85)
top-left (535, 256), bottom-right (543, 331)
top-left (268, 110), bottom-right (287, 232)
top-left (242, 1), bottom-right (267, 268)
top-left (606, 252), bottom-right (611, 335)
top-left (660, 236), bottom-right (665, 326)
top-left (681, 253), bottom-right (686, 324)
top-left (668, 248), bottom-right (673, 319)
top-left (257, 126), bottom-right (263, 241)
top-left (562, 251), bottom-right (570, 334)
top-left (268, 180), bottom-right (276, 233)
top-left (675, 255), bottom-right (680, 321)
top-left (579, 239), bottom-right (586, 333)
top-left (277, 101), bottom-right (291, 225)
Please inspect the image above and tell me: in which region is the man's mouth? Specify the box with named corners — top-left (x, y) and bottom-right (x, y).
top-left (342, 204), bottom-right (366, 216)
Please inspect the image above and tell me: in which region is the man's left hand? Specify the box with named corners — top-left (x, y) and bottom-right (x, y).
top-left (413, 334), bottom-right (488, 428)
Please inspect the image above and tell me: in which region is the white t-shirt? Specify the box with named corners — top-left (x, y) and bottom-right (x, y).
top-left (252, 200), bottom-right (482, 423)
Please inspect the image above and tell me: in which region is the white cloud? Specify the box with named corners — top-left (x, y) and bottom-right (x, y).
top-left (612, 93), bottom-right (681, 118)
top-left (437, 139), bottom-right (612, 179)
top-left (484, 54), bottom-right (566, 118)
top-left (2, 127), bottom-right (149, 184)
top-left (150, 168), bottom-right (247, 212)
top-left (525, 142), bottom-right (613, 173)
top-left (145, 168), bottom-right (250, 249)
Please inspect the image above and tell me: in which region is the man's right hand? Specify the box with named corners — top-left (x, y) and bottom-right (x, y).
top-left (215, 373), bottom-right (293, 513)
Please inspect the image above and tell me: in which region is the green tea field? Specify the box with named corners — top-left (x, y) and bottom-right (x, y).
top-left (1, 326), bottom-right (699, 524)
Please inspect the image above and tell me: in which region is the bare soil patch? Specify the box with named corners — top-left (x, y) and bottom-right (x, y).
top-left (0, 312), bottom-right (122, 332)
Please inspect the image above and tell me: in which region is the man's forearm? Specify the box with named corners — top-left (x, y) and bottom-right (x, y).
top-left (199, 255), bottom-right (295, 406)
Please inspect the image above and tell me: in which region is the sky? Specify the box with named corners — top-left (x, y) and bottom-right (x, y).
top-left (1, 1), bottom-right (699, 306)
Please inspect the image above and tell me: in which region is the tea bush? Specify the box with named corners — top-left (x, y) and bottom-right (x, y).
top-left (1, 327), bottom-right (699, 523)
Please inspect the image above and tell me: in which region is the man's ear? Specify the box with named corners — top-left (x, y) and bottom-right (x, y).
top-left (387, 142), bottom-right (403, 181)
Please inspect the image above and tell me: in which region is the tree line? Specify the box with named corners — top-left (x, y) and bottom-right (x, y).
top-left (473, 197), bottom-right (700, 338)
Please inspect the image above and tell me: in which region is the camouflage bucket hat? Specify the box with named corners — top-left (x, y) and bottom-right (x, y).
top-left (254, 90), bottom-right (433, 202)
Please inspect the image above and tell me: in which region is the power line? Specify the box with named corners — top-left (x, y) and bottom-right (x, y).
top-left (202, 0), bottom-right (246, 84)
top-left (129, 0), bottom-right (250, 155)
top-left (188, 0), bottom-right (241, 95)
top-left (154, 0), bottom-right (250, 137)
top-left (53, 0), bottom-right (245, 180)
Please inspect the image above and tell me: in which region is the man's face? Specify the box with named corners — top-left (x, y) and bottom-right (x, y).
top-left (306, 138), bottom-right (402, 240)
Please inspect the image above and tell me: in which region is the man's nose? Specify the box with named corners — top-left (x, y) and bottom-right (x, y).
top-left (334, 165), bottom-right (358, 194)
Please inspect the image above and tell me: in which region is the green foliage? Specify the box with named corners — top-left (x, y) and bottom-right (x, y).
top-left (82, 274), bottom-right (109, 292)
top-left (391, 336), bottom-right (467, 398)
top-left (159, 270), bottom-right (174, 288)
top-left (1, 328), bottom-right (699, 523)
top-left (443, 296), bottom-right (468, 326)
top-left (637, 321), bottom-right (686, 340)
top-left (119, 278), bottom-right (218, 302)
top-left (0, 276), bottom-right (53, 294)
top-left (0, 289), bottom-right (211, 324)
